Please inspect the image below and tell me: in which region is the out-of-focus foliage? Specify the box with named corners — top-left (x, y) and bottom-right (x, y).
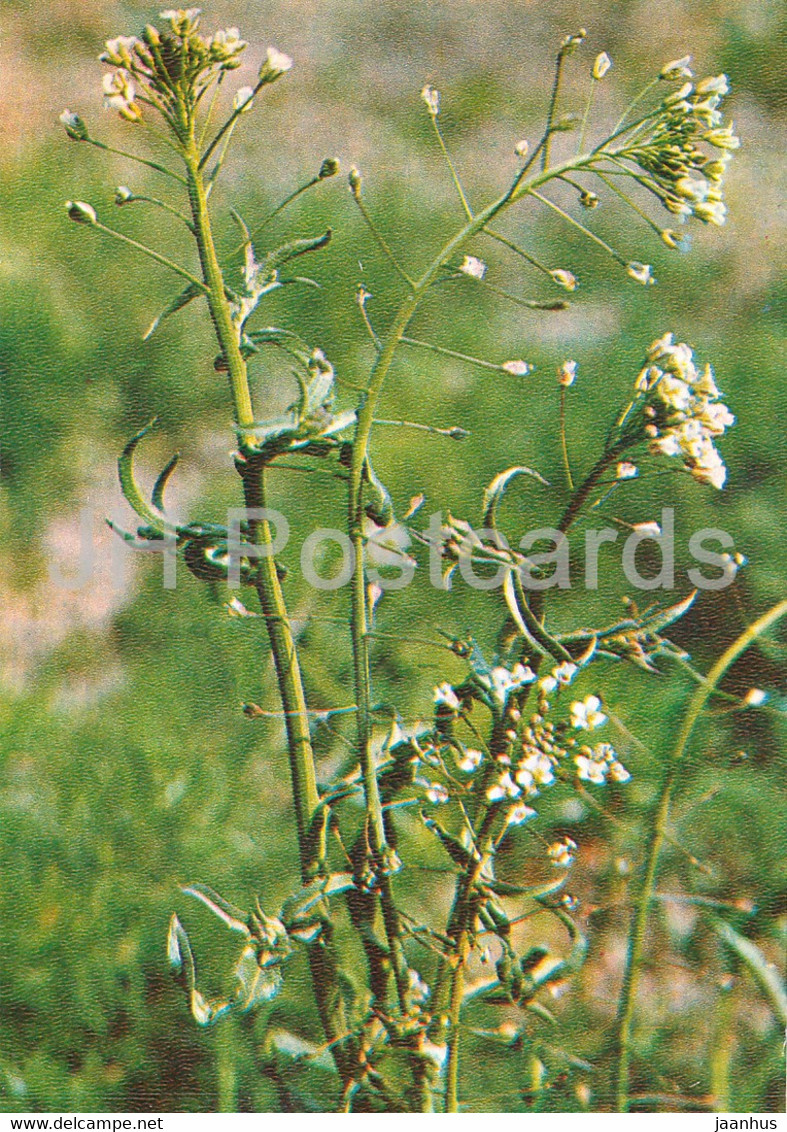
top-left (0, 0), bottom-right (784, 1113)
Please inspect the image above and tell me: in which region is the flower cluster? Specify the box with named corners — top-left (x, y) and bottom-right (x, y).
top-left (618, 62), bottom-right (738, 228)
top-left (636, 334), bottom-right (734, 488)
top-left (94, 10), bottom-right (286, 126)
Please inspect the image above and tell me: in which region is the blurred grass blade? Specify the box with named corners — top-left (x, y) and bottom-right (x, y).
top-left (708, 915), bottom-right (787, 1026)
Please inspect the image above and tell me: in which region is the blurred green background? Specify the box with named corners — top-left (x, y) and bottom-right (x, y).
top-left (0, 0), bottom-right (785, 1113)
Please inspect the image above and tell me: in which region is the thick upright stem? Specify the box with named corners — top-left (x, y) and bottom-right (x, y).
top-left (183, 141), bottom-right (355, 1084)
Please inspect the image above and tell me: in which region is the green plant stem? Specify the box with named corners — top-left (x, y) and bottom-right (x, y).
top-left (346, 152), bottom-right (600, 1103)
top-left (182, 139), bottom-right (355, 1085)
top-left (445, 954), bottom-right (465, 1112)
top-left (612, 598), bottom-right (787, 1112)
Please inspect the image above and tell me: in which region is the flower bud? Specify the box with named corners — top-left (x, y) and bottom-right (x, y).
top-left (696, 74), bottom-right (729, 97)
top-left (59, 110), bottom-right (89, 141)
top-left (558, 360), bottom-right (577, 387)
top-left (660, 229), bottom-right (683, 249)
top-left (259, 46), bottom-right (293, 85)
top-left (114, 185), bottom-right (134, 205)
top-left (592, 52), bottom-right (611, 80)
top-left (579, 190), bottom-right (599, 209)
top-left (143, 24), bottom-right (161, 48)
top-left (560, 29), bottom-right (586, 55)
top-left (514, 139), bottom-right (529, 159)
top-left (318, 157), bottom-right (340, 179)
top-left (550, 269), bottom-right (578, 291)
top-left (660, 55), bottom-right (693, 81)
top-left (66, 200), bottom-right (97, 225)
top-left (348, 166), bottom-right (362, 199)
top-left (703, 124), bottom-right (740, 150)
top-left (626, 261), bottom-right (654, 285)
top-left (421, 85), bottom-right (440, 117)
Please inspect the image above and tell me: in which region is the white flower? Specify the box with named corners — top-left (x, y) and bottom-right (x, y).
top-left (608, 759), bottom-right (631, 783)
top-left (547, 837), bottom-right (577, 867)
top-left (518, 750), bottom-right (555, 787)
top-left (459, 255), bottom-right (487, 280)
top-left (660, 55), bottom-right (693, 81)
top-left (434, 683), bottom-right (461, 712)
top-left (259, 47), bottom-right (293, 83)
top-left (657, 374), bottom-right (692, 412)
top-left (101, 36), bottom-right (138, 65)
top-left (570, 694), bottom-right (607, 731)
top-left (574, 752), bottom-right (607, 784)
top-left (539, 661), bottom-right (578, 695)
top-left (514, 139), bottom-right (529, 158)
top-left (456, 747), bottom-right (483, 773)
top-left (502, 359), bottom-right (532, 376)
top-left (696, 74), bottom-right (730, 97)
top-left (696, 400), bottom-right (734, 435)
top-left (425, 782), bottom-right (449, 804)
top-left (484, 663), bottom-right (536, 708)
top-left (421, 85), bottom-right (440, 117)
top-left (507, 802), bottom-right (537, 826)
top-left (486, 772), bottom-right (520, 803)
top-left (102, 70), bottom-right (141, 121)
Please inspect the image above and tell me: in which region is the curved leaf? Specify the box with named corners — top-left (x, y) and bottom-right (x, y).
top-left (483, 465), bottom-right (549, 529)
top-left (118, 421), bottom-right (176, 533)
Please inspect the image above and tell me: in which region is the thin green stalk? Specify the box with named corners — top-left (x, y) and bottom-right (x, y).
top-left (87, 137), bottom-right (187, 185)
top-left (612, 599), bottom-right (787, 1112)
top-left (560, 385), bottom-right (574, 490)
top-left (529, 188), bottom-right (627, 265)
top-left (183, 137), bottom-right (356, 1085)
top-left (542, 48), bottom-right (568, 170)
top-left (431, 116), bottom-right (473, 219)
top-left (401, 334), bottom-right (512, 373)
top-left (92, 219), bottom-right (207, 291)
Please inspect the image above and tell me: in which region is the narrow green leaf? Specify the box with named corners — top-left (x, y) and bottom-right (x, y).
top-left (151, 451), bottom-right (180, 512)
top-left (143, 283), bottom-right (204, 341)
top-left (263, 229), bottom-right (331, 273)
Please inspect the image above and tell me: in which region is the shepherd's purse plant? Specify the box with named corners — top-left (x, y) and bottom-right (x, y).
top-left (59, 7), bottom-right (786, 1113)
